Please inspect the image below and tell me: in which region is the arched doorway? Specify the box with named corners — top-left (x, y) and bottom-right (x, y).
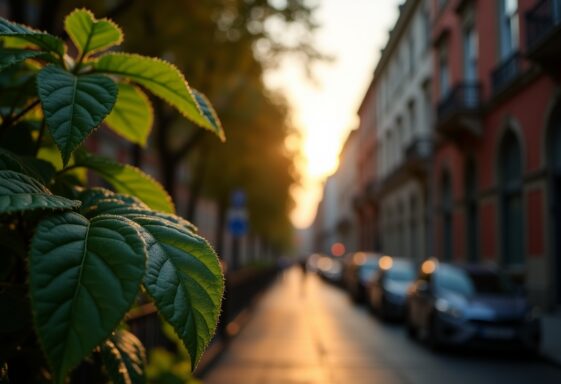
top-left (441, 171), bottom-right (453, 261)
top-left (465, 157), bottom-right (479, 263)
top-left (547, 103), bottom-right (561, 305)
top-left (499, 130), bottom-right (524, 266)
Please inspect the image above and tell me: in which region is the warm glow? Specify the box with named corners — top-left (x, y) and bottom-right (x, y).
top-left (266, 1), bottom-right (401, 229)
top-left (318, 256), bottom-right (334, 271)
top-left (379, 256), bottom-right (393, 270)
top-left (353, 252), bottom-right (367, 265)
top-left (421, 259), bottom-right (437, 275)
top-left (331, 242), bottom-right (346, 257)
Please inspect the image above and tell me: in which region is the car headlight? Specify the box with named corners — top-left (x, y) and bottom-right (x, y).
top-left (435, 298), bottom-right (463, 319)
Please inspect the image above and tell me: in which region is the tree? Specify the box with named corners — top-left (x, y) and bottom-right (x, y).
top-left (6, 0), bottom-right (323, 251)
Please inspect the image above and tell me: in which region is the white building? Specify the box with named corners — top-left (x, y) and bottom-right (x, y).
top-left (374, 0), bottom-right (433, 262)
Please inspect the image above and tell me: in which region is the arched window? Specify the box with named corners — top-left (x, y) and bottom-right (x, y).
top-left (547, 102), bottom-right (561, 304)
top-left (499, 130), bottom-right (524, 266)
top-left (465, 158), bottom-right (479, 263)
top-left (441, 171), bottom-right (453, 261)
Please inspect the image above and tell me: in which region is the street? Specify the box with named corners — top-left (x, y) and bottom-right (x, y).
top-left (203, 267), bottom-right (561, 384)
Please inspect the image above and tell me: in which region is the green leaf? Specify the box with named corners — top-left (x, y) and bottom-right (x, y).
top-left (93, 53), bottom-right (221, 138)
top-left (78, 190), bottom-right (197, 233)
top-left (105, 83), bottom-right (153, 146)
top-left (74, 151), bottom-right (175, 214)
top-left (0, 17), bottom-right (65, 57)
top-left (64, 9), bottom-right (123, 57)
top-left (29, 212), bottom-right (146, 383)
top-left (78, 187), bottom-right (149, 212)
top-left (132, 216), bottom-right (223, 370)
top-left (0, 170), bottom-right (80, 214)
top-left (192, 88), bottom-right (225, 142)
top-left (89, 198), bottom-right (198, 233)
top-left (37, 65), bottom-right (117, 165)
top-left (0, 48), bottom-right (43, 71)
top-left (101, 330), bottom-right (147, 384)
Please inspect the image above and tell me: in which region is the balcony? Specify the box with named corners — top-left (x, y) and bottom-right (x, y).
top-left (436, 82), bottom-right (482, 137)
top-left (491, 52), bottom-right (524, 95)
top-left (526, 0), bottom-right (561, 69)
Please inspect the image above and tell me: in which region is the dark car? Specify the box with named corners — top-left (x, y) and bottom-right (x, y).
top-left (405, 260), bottom-right (541, 352)
top-left (343, 252), bottom-right (380, 302)
top-left (367, 257), bottom-right (415, 320)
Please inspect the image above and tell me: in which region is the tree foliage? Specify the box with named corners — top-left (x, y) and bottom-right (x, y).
top-left (0, 10), bottom-right (224, 383)
top-left (49, 0), bottom-right (315, 251)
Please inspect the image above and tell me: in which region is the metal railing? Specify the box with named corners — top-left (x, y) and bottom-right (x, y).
top-left (437, 82), bottom-right (482, 121)
top-left (526, 0), bottom-right (561, 50)
top-left (405, 137), bottom-right (434, 160)
top-left (491, 52), bottom-right (523, 94)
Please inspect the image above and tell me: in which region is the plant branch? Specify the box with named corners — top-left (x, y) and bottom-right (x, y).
top-left (34, 119), bottom-right (46, 156)
top-left (172, 129), bottom-right (205, 162)
top-left (55, 164), bottom-right (80, 177)
top-left (7, 100), bottom-right (40, 126)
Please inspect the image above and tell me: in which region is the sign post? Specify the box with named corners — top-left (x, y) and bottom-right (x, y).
top-left (227, 189), bottom-right (248, 270)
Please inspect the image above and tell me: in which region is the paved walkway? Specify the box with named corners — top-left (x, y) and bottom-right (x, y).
top-left (203, 268), bottom-right (561, 384)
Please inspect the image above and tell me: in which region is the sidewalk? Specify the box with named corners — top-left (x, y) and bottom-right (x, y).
top-left (542, 309), bottom-right (561, 366)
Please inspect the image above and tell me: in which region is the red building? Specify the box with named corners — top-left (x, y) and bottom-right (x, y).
top-left (431, 0), bottom-right (561, 308)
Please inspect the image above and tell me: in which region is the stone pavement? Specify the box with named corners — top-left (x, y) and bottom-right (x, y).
top-left (202, 268), bottom-right (561, 384)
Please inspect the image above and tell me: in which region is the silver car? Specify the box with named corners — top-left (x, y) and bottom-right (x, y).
top-left (405, 261), bottom-right (541, 352)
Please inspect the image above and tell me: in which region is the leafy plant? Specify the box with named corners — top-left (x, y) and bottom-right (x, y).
top-left (0, 9), bottom-right (224, 383)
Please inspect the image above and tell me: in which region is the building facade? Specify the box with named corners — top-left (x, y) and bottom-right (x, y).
top-left (355, 80), bottom-right (379, 252)
top-left (374, 0), bottom-right (433, 263)
top-left (431, 0), bottom-right (561, 307)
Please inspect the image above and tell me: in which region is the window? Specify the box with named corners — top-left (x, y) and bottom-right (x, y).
top-left (408, 100), bottom-right (417, 140)
top-left (410, 196), bottom-right (419, 261)
top-left (439, 43), bottom-right (450, 97)
top-left (422, 6), bottom-right (431, 51)
top-left (463, 22), bottom-right (478, 82)
top-left (465, 158), bottom-right (479, 263)
top-left (441, 171), bottom-right (453, 261)
top-left (499, 130), bottom-right (524, 266)
top-left (499, 0), bottom-right (519, 60)
top-left (408, 33), bottom-right (415, 76)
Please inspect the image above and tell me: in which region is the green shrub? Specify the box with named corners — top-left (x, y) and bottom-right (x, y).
top-left (0, 9), bottom-right (224, 383)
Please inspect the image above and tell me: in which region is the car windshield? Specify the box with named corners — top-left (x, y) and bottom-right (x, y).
top-left (468, 271), bottom-right (516, 295)
top-left (359, 260), bottom-right (379, 281)
top-left (435, 266), bottom-right (517, 297)
top-left (386, 264), bottom-right (415, 282)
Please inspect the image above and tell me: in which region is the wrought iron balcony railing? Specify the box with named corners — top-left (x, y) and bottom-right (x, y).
top-left (526, 0), bottom-right (561, 50)
top-left (437, 82), bottom-right (482, 121)
top-left (491, 52), bottom-right (523, 94)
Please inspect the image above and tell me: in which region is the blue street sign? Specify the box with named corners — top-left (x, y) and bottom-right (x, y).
top-left (228, 208), bottom-right (248, 238)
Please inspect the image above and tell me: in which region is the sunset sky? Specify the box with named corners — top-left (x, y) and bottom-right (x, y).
top-left (264, 0), bottom-right (401, 228)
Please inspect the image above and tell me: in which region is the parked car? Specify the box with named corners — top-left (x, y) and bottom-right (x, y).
top-left (405, 260), bottom-right (541, 352)
top-left (343, 252), bottom-right (380, 302)
top-left (367, 256), bottom-right (415, 320)
top-left (316, 255), bottom-right (343, 284)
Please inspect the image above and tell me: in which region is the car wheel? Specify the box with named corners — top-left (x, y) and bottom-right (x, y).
top-left (405, 308), bottom-right (417, 339)
top-left (427, 315), bottom-right (442, 351)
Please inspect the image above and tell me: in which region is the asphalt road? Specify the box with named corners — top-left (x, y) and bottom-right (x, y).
top-left (203, 267), bottom-right (561, 384)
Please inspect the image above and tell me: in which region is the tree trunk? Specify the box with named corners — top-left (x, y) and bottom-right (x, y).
top-left (8, 0), bottom-right (26, 23)
top-left (38, 0), bottom-right (63, 33)
top-left (153, 100), bottom-right (176, 200)
top-left (185, 148), bottom-right (207, 221)
top-left (214, 196), bottom-right (227, 259)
